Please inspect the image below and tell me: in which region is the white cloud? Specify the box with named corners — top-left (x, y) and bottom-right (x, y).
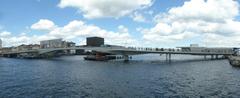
top-left (0, 31), bottom-right (11, 37)
top-left (1, 19), bottom-right (139, 47)
top-left (147, 10), bottom-right (154, 15)
top-left (49, 20), bottom-right (138, 46)
top-left (31, 19), bottom-right (57, 31)
top-left (0, 30), bottom-right (52, 47)
top-left (118, 25), bottom-right (129, 33)
top-left (141, 0), bottom-right (240, 47)
top-left (58, 0), bottom-right (153, 19)
top-left (131, 12), bottom-right (147, 22)
top-left (168, 0), bottom-right (239, 22)
top-left (203, 33), bottom-right (240, 47)
top-left (3, 0), bottom-right (240, 48)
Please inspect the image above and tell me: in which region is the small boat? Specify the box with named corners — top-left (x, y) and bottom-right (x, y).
top-left (84, 55), bottom-right (117, 61)
top-left (84, 55), bottom-right (107, 61)
top-left (228, 56), bottom-right (240, 67)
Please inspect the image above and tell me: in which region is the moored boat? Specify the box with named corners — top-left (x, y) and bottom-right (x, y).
top-left (84, 55), bottom-right (107, 61)
top-left (84, 55), bottom-right (117, 61)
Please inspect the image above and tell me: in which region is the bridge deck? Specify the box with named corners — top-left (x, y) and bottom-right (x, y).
top-left (1, 47), bottom-right (233, 56)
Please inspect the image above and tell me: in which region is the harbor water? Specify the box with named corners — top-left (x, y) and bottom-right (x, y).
top-left (0, 54), bottom-right (240, 98)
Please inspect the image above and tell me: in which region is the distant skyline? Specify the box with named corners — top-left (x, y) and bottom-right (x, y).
top-left (0, 0), bottom-right (240, 47)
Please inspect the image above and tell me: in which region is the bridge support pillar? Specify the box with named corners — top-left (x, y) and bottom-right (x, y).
top-left (169, 54), bottom-right (171, 61)
top-left (204, 55), bottom-right (207, 60)
top-left (211, 55), bottom-right (214, 60)
top-left (216, 55), bottom-right (219, 59)
top-left (166, 54), bottom-right (171, 62)
top-left (166, 54), bottom-right (168, 61)
top-left (124, 55), bottom-right (129, 62)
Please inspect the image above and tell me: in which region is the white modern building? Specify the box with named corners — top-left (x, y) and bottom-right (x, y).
top-left (40, 38), bottom-right (63, 49)
top-left (40, 38), bottom-right (76, 49)
top-left (178, 44), bottom-right (205, 52)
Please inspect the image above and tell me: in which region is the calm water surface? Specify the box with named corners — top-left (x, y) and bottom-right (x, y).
top-left (0, 54), bottom-right (240, 98)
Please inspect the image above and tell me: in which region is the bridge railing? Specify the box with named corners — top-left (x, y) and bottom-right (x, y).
top-left (126, 46), bottom-right (234, 55)
top-left (126, 47), bottom-right (182, 52)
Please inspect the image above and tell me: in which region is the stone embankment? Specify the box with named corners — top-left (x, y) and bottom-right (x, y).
top-left (228, 56), bottom-right (240, 67)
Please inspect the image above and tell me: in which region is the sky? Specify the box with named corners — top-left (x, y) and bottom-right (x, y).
top-left (0, 0), bottom-right (240, 47)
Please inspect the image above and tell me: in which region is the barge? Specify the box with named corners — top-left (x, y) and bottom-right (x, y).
top-left (84, 55), bottom-right (116, 61)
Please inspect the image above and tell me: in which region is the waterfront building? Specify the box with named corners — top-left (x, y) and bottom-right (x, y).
top-left (40, 39), bottom-right (63, 49)
top-left (11, 47), bottom-right (18, 52)
top-left (63, 41), bottom-right (76, 48)
top-left (40, 38), bottom-right (76, 49)
top-left (0, 44), bottom-right (40, 54)
top-left (178, 44), bottom-right (205, 52)
top-left (18, 45), bottom-right (30, 51)
top-left (31, 44), bottom-right (41, 50)
top-left (190, 44), bottom-right (199, 47)
top-left (86, 37), bottom-right (104, 47)
top-left (0, 47), bottom-right (13, 53)
top-left (17, 44), bottom-right (40, 52)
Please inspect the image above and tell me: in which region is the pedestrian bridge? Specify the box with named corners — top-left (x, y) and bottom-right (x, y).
top-left (1, 46), bottom-right (234, 61)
